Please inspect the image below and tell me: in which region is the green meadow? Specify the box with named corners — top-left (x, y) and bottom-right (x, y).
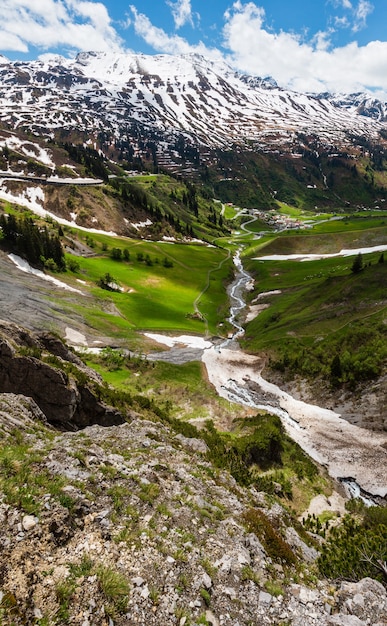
top-left (85, 350), bottom-right (249, 424)
top-left (65, 234), bottom-right (232, 336)
top-left (242, 250), bottom-right (386, 352)
top-left (242, 217), bottom-right (387, 258)
top-left (61, 211), bottom-right (386, 351)
top-left (275, 202), bottom-right (329, 220)
top-left (239, 218), bottom-right (270, 233)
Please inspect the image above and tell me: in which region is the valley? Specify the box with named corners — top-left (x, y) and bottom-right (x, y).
top-left (1, 180), bottom-right (385, 498)
top-left (0, 50), bottom-right (386, 626)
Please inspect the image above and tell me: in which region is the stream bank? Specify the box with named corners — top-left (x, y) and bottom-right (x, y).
top-left (147, 249), bottom-right (387, 500)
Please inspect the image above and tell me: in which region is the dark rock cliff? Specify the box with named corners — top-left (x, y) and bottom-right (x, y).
top-left (0, 320), bottom-right (124, 430)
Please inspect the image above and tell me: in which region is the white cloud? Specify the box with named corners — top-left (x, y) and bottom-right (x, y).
top-left (352, 0), bottom-right (374, 32)
top-left (334, 16), bottom-right (351, 28)
top-left (129, 6), bottom-right (222, 60)
top-left (222, 1), bottom-right (387, 96)
top-left (126, 1), bottom-right (387, 97)
top-left (166, 0), bottom-right (193, 30)
top-left (0, 31), bottom-right (28, 53)
top-left (2, 0), bottom-right (385, 99)
top-left (330, 0), bottom-right (374, 32)
top-left (338, 0), bottom-right (353, 9)
top-left (129, 7), bottom-right (193, 54)
top-left (222, 3), bottom-right (311, 83)
top-left (0, 0), bottom-right (123, 54)
top-left (311, 30), bottom-right (334, 52)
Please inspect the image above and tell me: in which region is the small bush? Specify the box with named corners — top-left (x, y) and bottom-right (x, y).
top-left (241, 508), bottom-right (297, 565)
top-left (318, 511), bottom-right (387, 584)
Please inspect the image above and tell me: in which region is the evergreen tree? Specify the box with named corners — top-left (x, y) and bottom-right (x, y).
top-left (111, 248), bottom-right (123, 261)
top-left (0, 214), bottom-right (65, 270)
top-left (351, 252), bottom-right (363, 274)
top-left (330, 354), bottom-right (342, 386)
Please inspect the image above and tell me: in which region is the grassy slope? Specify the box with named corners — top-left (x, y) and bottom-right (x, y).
top-left (243, 258), bottom-right (386, 349)
top-left (64, 233), bottom-right (232, 336)
top-left (240, 214), bottom-right (387, 389)
top-left (207, 147), bottom-right (387, 210)
top-left (1, 131), bottom-right (386, 526)
top-left (244, 217), bottom-right (387, 258)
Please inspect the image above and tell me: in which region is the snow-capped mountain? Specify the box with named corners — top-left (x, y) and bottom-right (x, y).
top-left (0, 51), bottom-right (386, 158)
top-left (318, 92), bottom-right (387, 122)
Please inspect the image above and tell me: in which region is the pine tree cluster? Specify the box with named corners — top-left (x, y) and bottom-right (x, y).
top-left (0, 214), bottom-right (65, 271)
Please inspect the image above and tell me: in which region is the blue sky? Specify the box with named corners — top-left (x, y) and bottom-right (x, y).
top-left (1, 1), bottom-right (387, 97)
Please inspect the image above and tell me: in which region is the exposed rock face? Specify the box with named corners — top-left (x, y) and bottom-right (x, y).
top-left (0, 320), bottom-right (124, 430)
top-left (0, 393), bottom-right (47, 434)
top-left (334, 578), bottom-right (387, 624)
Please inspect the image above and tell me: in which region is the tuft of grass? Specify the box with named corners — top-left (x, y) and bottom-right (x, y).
top-left (264, 580), bottom-right (284, 597)
top-left (96, 565), bottom-right (130, 616)
top-left (200, 588), bottom-right (211, 607)
top-left (68, 554), bottom-right (94, 578)
top-left (139, 482), bottom-right (160, 504)
top-left (108, 484), bottom-right (129, 513)
top-left (241, 565), bottom-right (260, 585)
top-left (55, 578), bottom-right (76, 622)
top-left (149, 585), bottom-right (160, 605)
top-left (199, 557), bottom-right (217, 579)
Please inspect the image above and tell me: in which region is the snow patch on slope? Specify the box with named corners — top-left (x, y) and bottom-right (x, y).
top-left (0, 183), bottom-right (117, 236)
top-left (255, 245), bottom-right (387, 261)
top-left (8, 254), bottom-right (84, 294)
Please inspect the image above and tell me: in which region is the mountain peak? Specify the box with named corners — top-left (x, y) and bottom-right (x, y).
top-left (0, 51), bottom-right (386, 154)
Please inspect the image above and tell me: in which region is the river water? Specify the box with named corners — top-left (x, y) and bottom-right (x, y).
top-left (148, 249), bottom-right (387, 501)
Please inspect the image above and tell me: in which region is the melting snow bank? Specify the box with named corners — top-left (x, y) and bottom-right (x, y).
top-left (130, 219), bottom-right (153, 230)
top-left (143, 333), bottom-right (214, 365)
top-left (255, 244), bottom-right (387, 261)
top-left (8, 254), bottom-right (84, 295)
top-left (143, 333), bottom-right (212, 350)
top-left (134, 332), bottom-right (387, 498)
top-left (202, 346), bottom-right (387, 498)
top-left (340, 479), bottom-right (376, 507)
top-left (64, 328), bottom-right (88, 346)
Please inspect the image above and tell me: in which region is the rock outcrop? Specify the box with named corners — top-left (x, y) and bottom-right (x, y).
top-left (0, 320), bottom-right (124, 430)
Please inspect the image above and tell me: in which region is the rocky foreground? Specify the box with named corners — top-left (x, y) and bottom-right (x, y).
top-left (0, 396), bottom-right (386, 626)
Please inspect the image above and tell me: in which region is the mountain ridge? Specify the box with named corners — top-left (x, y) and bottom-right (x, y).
top-left (1, 51), bottom-right (386, 158)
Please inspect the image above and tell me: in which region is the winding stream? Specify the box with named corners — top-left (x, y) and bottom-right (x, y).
top-left (202, 252), bottom-right (387, 502)
top-left (221, 249), bottom-right (253, 346)
top-left (146, 248), bottom-right (387, 502)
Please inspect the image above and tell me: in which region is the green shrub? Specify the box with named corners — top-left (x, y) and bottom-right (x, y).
top-left (241, 508), bottom-right (297, 565)
top-left (318, 510), bottom-right (387, 584)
